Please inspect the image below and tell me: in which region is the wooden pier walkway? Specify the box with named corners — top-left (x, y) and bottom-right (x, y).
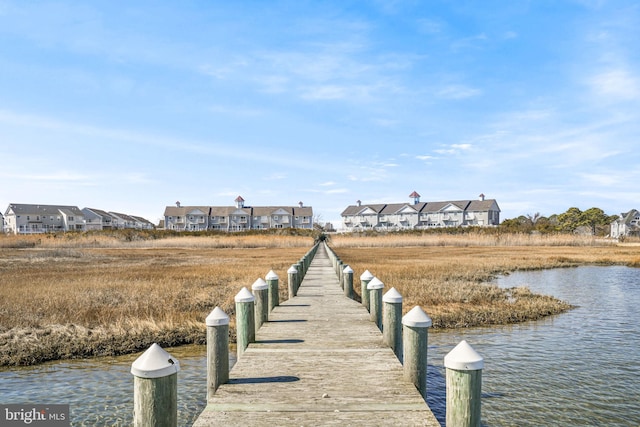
top-left (193, 245), bottom-right (440, 426)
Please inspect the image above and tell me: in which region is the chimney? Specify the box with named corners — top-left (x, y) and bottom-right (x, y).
top-left (479, 193), bottom-right (485, 201)
top-left (176, 201), bottom-right (181, 207)
top-left (298, 201), bottom-right (304, 208)
top-left (356, 200), bottom-right (361, 207)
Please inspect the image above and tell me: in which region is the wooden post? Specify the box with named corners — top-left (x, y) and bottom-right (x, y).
top-left (287, 265), bottom-right (298, 299)
top-left (205, 307), bottom-right (229, 399)
top-left (265, 270), bottom-right (279, 311)
top-left (367, 277), bottom-right (384, 330)
top-left (402, 305), bottom-right (432, 399)
top-left (343, 265), bottom-right (354, 299)
top-left (252, 278), bottom-right (269, 331)
top-left (235, 287), bottom-right (255, 359)
top-left (131, 343), bottom-right (180, 427)
top-left (383, 287), bottom-right (403, 361)
top-left (360, 270), bottom-right (374, 311)
top-left (337, 260), bottom-right (344, 289)
top-left (444, 340), bottom-right (484, 427)
top-left (296, 261), bottom-right (303, 292)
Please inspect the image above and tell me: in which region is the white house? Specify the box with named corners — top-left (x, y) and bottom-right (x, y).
top-left (3, 204), bottom-right (86, 234)
top-left (341, 192), bottom-right (500, 231)
top-left (0, 212), bottom-right (4, 233)
top-left (82, 208), bottom-right (114, 231)
top-left (611, 209), bottom-right (640, 238)
top-left (164, 196), bottom-right (314, 232)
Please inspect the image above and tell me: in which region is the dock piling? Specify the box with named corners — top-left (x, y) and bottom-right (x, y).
top-left (444, 340), bottom-right (484, 427)
top-left (360, 270), bottom-right (374, 311)
top-left (287, 265), bottom-right (298, 299)
top-left (383, 287), bottom-right (403, 361)
top-left (402, 305), bottom-right (432, 399)
top-left (235, 287), bottom-right (256, 359)
top-left (367, 277), bottom-right (384, 330)
top-left (265, 270), bottom-right (279, 311)
top-left (131, 343), bottom-right (180, 427)
top-left (343, 265), bottom-right (354, 299)
top-left (205, 307), bottom-right (229, 398)
top-left (252, 278), bottom-right (269, 330)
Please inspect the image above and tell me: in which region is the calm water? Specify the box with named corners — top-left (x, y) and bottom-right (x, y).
top-left (1, 266), bottom-right (639, 426)
top-left (426, 265), bottom-right (640, 426)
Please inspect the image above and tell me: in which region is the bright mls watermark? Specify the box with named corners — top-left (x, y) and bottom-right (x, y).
top-left (1, 405), bottom-right (69, 426)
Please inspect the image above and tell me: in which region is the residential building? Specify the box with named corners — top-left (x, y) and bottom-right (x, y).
top-left (611, 209), bottom-right (640, 238)
top-left (0, 212), bottom-right (4, 233)
top-left (341, 192), bottom-right (500, 231)
top-left (163, 196), bottom-right (314, 232)
top-left (3, 204), bottom-right (86, 234)
top-left (82, 208), bottom-right (115, 231)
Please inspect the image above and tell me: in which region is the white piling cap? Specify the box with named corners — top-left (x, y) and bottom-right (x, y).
top-left (235, 286), bottom-right (255, 303)
top-left (444, 340), bottom-right (484, 370)
top-left (131, 343), bottom-right (180, 378)
top-left (287, 265), bottom-right (298, 274)
top-left (252, 278), bottom-right (269, 291)
top-left (360, 270), bottom-right (374, 280)
top-left (402, 306), bottom-right (432, 328)
top-left (206, 306), bottom-right (230, 326)
top-left (367, 277), bottom-right (384, 290)
top-left (383, 287), bottom-right (403, 303)
top-left (343, 265), bottom-right (354, 274)
top-left (265, 270), bottom-right (279, 280)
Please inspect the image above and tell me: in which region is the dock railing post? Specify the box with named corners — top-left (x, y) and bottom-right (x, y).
top-left (287, 265), bottom-right (298, 299)
top-left (343, 265), bottom-right (354, 299)
top-left (252, 278), bottom-right (269, 331)
top-left (205, 307), bottom-right (229, 399)
top-left (337, 260), bottom-right (344, 289)
top-left (266, 270), bottom-right (279, 312)
top-left (383, 287), bottom-right (403, 361)
top-left (131, 343), bottom-right (180, 427)
top-left (296, 261), bottom-right (303, 292)
top-left (444, 340), bottom-right (484, 427)
top-left (235, 287), bottom-right (256, 359)
top-left (367, 277), bottom-right (384, 330)
top-left (360, 270), bottom-right (374, 311)
top-left (402, 306), bottom-right (432, 399)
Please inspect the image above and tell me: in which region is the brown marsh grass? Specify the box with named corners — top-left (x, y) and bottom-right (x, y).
top-left (2, 231), bottom-right (639, 366)
top-left (330, 233), bottom-right (640, 328)
top-left (0, 234), bottom-right (312, 366)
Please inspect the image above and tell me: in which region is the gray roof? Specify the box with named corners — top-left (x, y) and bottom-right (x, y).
top-left (342, 199), bottom-right (500, 216)
top-left (5, 203), bottom-right (84, 217)
top-left (166, 205), bottom-right (313, 217)
top-left (83, 208), bottom-right (113, 218)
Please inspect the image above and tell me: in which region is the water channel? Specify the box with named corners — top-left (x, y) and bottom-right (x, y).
top-left (1, 265), bottom-right (639, 426)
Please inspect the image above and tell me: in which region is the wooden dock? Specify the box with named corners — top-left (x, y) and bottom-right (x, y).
top-left (193, 245), bottom-right (440, 426)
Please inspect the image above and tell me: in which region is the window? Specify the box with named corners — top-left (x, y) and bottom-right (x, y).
top-left (273, 215), bottom-right (279, 220)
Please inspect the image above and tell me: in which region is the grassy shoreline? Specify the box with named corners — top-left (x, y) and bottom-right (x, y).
top-left (1, 232), bottom-right (639, 366)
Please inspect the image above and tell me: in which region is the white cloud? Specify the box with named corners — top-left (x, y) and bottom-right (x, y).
top-left (589, 68), bottom-right (639, 100)
top-left (416, 155), bottom-right (436, 161)
top-left (434, 143), bottom-right (473, 155)
top-left (437, 85), bottom-right (482, 99)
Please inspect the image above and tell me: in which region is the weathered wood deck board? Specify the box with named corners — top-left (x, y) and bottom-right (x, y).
top-left (193, 246), bottom-right (440, 426)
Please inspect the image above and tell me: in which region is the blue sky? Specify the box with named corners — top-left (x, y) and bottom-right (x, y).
top-left (1, 1), bottom-right (639, 226)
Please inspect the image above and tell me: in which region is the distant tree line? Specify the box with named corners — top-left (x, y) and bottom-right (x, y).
top-left (499, 207), bottom-right (618, 236)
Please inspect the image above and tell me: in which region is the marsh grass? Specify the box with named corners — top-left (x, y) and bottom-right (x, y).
top-left (330, 234), bottom-right (640, 328)
top-left (0, 233), bottom-right (311, 365)
top-left (2, 232), bottom-right (638, 366)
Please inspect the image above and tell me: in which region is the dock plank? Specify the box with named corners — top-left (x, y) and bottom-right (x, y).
top-left (193, 246), bottom-right (440, 426)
